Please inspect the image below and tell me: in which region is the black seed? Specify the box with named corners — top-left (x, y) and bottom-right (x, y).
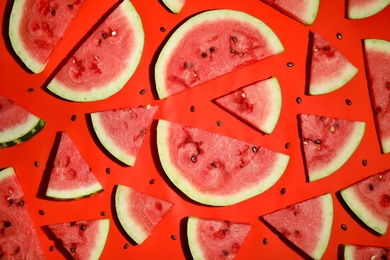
top-left (314, 139), bottom-right (321, 144)
top-left (280, 188), bottom-right (286, 195)
top-left (217, 120), bottom-right (222, 126)
top-left (345, 99), bottom-right (352, 105)
top-left (341, 224), bottom-right (347, 231)
top-left (222, 249), bottom-right (229, 256)
top-left (70, 221), bottom-right (76, 226)
top-left (105, 168), bottom-right (111, 174)
top-left (369, 183), bottom-right (374, 191)
top-left (80, 223), bottom-right (86, 230)
top-left (124, 243), bottom-right (130, 249)
top-left (252, 146), bottom-right (258, 153)
top-left (27, 88), bottom-right (35, 92)
top-left (211, 162), bottom-right (217, 168)
top-left (376, 107), bottom-right (381, 114)
top-left (149, 179), bottom-right (155, 184)
top-left (160, 27), bottom-right (166, 32)
top-left (70, 248), bottom-right (76, 253)
top-left (71, 115), bottom-right (77, 121)
top-left (67, 4), bottom-right (73, 9)
top-left (183, 62), bottom-right (189, 69)
top-left (140, 89), bottom-right (146, 95)
top-left (209, 47), bottom-right (215, 53)
top-left (4, 221), bottom-right (11, 227)
top-left (49, 245), bottom-right (54, 252)
top-left (287, 62), bottom-right (294, 67)
top-left (296, 97), bottom-right (302, 104)
top-left (100, 211), bottom-right (107, 216)
top-left (231, 36), bottom-right (238, 42)
top-left (171, 234), bottom-right (177, 240)
top-left (285, 142), bottom-right (290, 149)
top-left (51, 9), bottom-right (56, 15)
top-left (386, 82), bottom-right (390, 89)
top-left (38, 210), bottom-right (45, 216)
top-left (336, 32), bottom-right (342, 40)
top-left (34, 161), bottom-right (40, 167)
top-left (362, 159), bottom-right (367, 166)
top-left (190, 105), bottom-right (196, 112)
top-left (102, 32), bottom-right (107, 38)
top-left (191, 156), bottom-right (196, 163)
top-left (201, 52), bottom-right (207, 58)
top-left (263, 238), bottom-right (268, 245)
top-left (230, 49), bottom-right (235, 53)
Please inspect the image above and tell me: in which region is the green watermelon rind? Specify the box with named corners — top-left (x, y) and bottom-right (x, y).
top-left (47, 0), bottom-right (145, 102)
top-left (155, 9), bottom-right (285, 100)
top-left (343, 244), bottom-right (355, 260)
top-left (162, 0), bottom-right (185, 14)
top-left (157, 119), bottom-right (290, 206)
top-left (347, 0), bottom-right (390, 19)
top-left (88, 219), bottom-right (110, 259)
top-left (46, 182), bottom-right (103, 200)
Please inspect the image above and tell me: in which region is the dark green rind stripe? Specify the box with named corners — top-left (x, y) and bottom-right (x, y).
top-left (0, 119), bottom-right (45, 149)
top-left (45, 189), bottom-right (104, 201)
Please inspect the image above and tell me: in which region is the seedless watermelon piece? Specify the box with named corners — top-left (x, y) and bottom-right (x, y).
top-left (261, 0), bottom-right (320, 25)
top-left (213, 76), bottom-right (282, 134)
top-left (157, 119), bottom-right (289, 206)
top-left (344, 244), bottom-right (390, 259)
top-left (187, 216), bottom-right (251, 259)
top-left (363, 39), bottom-right (390, 153)
top-left (9, 0), bottom-right (85, 73)
top-left (308, 31), bottom-right (358, 95)
top-left (155, 9), bottom-right (284, 99)
top-left (299, 114), bottom-right (365, 182)
top-left (115, 184), bottom-right (174, 244)
top-left (161, 0), bottom-right (186, 13)
top-left (0, 94), bottom-right (45, 148)
top-left (48, 218), bottom-right (110, 260)
top-left (340, 169), bottom-right (390, 235)
top-left (47, 0), bottom-right (144, 101)
top-left (46, 132), bottom-right (103, 199)
top-left (0, 167), bottom-right (45, 259)
top-left (261, 193), bottom-right (333, 260)
top-left (347, 0), bottom-right (390, 19)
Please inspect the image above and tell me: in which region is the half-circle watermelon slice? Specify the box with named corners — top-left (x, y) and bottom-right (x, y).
top-left (115, 184), bottom-right (174, 244)
top-left (299, 114), bottom-right (366, 182)
top-left (46, 132), bottom-right (103, 200)
top-left (0, 94), bottom-right (45, 148)
top-left (344, 244), bottom-right (390, 259)
top-left (47, 218), bottom-right (110, 260)
top-left (9, 0), bottom-right (85, 73)
top-left (340, 168), bottom-right (390, 235)
top-left (347, 0), bottom-right (390, 19)
top-left (213, 76), bottom-right (282, 134)
top-left (308, 31), bottom-right (358, 95)
top-left (157, 119), bottom-right (289, 206)
top-left (187, 216), bottom-right (251, 260)
top-left (155, 9), bottom-right (284, 99)
top-left (261, 193), bottom-right (334, 260)
top-left (0, 167), bottom-right (45, 259)
top-left (161, 0), bottom-right (186, 14)
top-left (47, 0), bottom-right (144, 102)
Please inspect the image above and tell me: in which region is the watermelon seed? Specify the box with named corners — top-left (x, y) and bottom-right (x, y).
top-left (296, 97), bottom-right (302, 104)
top-left (190, 105), bottom-right (196, 112)
top-left (231, 36), bottom-right (238, 42)
top-left (70, 247), bottom-right (76, 253)
top-left (287, 62), bottom-right (294, 67)
top-left (50, 9), bottom-right (56, 15)
top-left (170, 234), bottom-right (177, 240)
top-left (70, 221), bottom-right (76, 226)
top-left (362, 159), bottom-right (367, 166)
top-left (222, 249), bottom-right (229, 256)
top-left (149, 179), bottom-right (155, 184)
top-left (34, 161), bottom-right (40, 167)
top-left (252, 146), bottom-right (257, 153)
top-left (38, 210), bottom-right (45, 215)
top-left (217, 120), bottom-right (222, 126)
top-left (209, 47), bottom-right (216, 53)
top-left (201, 52), bottom-right (207, 58)
top-left (102, 32), bottom-right (107, 38)
top-left (67, 4), bottom-right (73, 9)
top-left (105, 168), bottom-right (111, 174)
top-left (330, 125), bottom-right (335, 132)
top-left (285, 142), bottom-right (290, 149)
top-left (80, 223), bottom-right (86, 230)
top-left (191, 156), bottom-right (196, 163)
top-left (211, 162), bottom-right (217, 168)
top-left (280, 188), bottom-right (286, 195)
top-left (369, 183), bottom-right (374, 191)
top-left (124, 243), bottom-right (130, 249)
top-left (71, 115), bottom-right (77, 121)
top-left (27, 88), bottom-right (35, 92)
top-left (345, 99), bottom-right (352, 105)
top-left (314, 139), bottom-right (321, 144)
top-left (230, 49), bottom-right (235, 53)
top-left (160, 27), bottom-right (166, 32)
top-left (341, 224), bottom-right (347, 231)
top-left (140, 89), bottom-right (146, 95)
top-left (336, 32), bottom-right (342, 40)
top-left (4, 221), bottom-right (11, 227)
top-left (100, 211), bottom-right (107, 216)
top-left (262, 238), bottom-right (268, 245)
top-left (111, 30), bottom-right (117, 36)
top-left (49, 245), bottom-right (54, 252)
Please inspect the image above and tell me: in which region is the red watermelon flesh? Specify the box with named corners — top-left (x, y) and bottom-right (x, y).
top-left (0, 167), bottom-right (45, 259)
top-left (363, 39), bottom-right (390, 153)
top-left (187, 216), bottom-right (251, 260)
top-left (115, 184), bottom-right (173, 244)
top-left (9, 0), bottom-right (84, 73)
top-left (347, 0), bottom-right (390, 19)
top-left (261, 193), bottom-right (333, 260)
top-left (46, 132), bottom-right (103, 199)
top-left (344, 244), bottom-right (390, 260)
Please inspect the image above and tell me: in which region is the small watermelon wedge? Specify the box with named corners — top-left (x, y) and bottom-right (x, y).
top-left (0, 94), bottom-right (45, 148)
top-left (340, 168), bottom-right (390, 235)
top-left (0, 167), bottom-right (45, 259)
top-left (344, 244), bottom-right (390, 259)
top-left (347, 0), bottom-right (390, 19)
top-left (90, 105), bottom-right (158, 166)
top-left (46, 132), bottom-right (103, 200)
top-left (155, 9), bottom-right (284, 99)
top-left (261, 193), bottom-right (334, 260)
top-left (161, 0), bottom-right (186, 13)
top-left (260, 0), bottom-right (320, 25)
top-left (115, 184), bottom-right (174, 244)
top-left (213, 76), bottom-right (282, 134)
top-left (48, 218), bottom-right (110, 259)
top-left (9, 0), bottom-right (85, 73)
top-left (187, 216), bottom-right (251, 259)
top-left (308, 31), bottom-right (358, 95)
top-left (363, 39), bottom-right (390, 153)
top-left (299, 114), bottom-right (365, 182)
top-left (47, 0), bottom-right (144, 102)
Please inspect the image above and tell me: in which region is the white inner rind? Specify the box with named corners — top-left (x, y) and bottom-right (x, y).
top-left (187, 217), bottom-right (206, 260)
top-left (162, 0), bottom-right (185, 14)
top-left (89, 219), bottom-right (110, 260)
top-left (348, 0), bottom-right (390, 19)
top-left (262, 77), bottom-right (282, 134)
top-left (343, 244), bottom-right (356, 260)
top-left (46, 182), bottom-right (103, 200)
top-left (0, 114), bottom-right (41, 143)
top-left (302, 0), bottom-right (320, 25)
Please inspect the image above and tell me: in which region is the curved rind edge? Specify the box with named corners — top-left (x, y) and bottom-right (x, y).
top-left (347, 0), bottom-right (390, 19)
top-left (0, 118), bottom-right (45, 149)
top-left (45, 182), bottom-right (103, 200)
top-left (161, 0), bottom-right (185, 14)
top-left (90, 219), bottom-right (110, 260)
top-left (187, 217), bottom-right (206, 259)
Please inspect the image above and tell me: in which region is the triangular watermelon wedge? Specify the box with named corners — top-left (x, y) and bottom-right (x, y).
top-left (213, 76), bottom-right (282, 134)
top-left (48, 218), bottom-right (110, 259)
top-left (187, 216), bottom-right (251, 259)
top-left (299, 114), bottom-right (365, 182)
top-left (344, 244), bottom-right (390, 259)
top-left (308, 31), bottom-right (358, 95)
top-left (347, 0), bottom-right (390, 19)
top-left (90, 105), bottom-right (158, 166)
top-left (46, 132), bottom-right (103, 199)
top-left (261, 193), bottom-right (334, 260)
top-left (161, 0), bottom-right (186, 13)
top-left (340, 168), bottom-right (390, 235)
top-left (115, 184), bottom-right (174, 244)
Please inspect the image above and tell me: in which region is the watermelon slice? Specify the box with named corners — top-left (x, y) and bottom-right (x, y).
top-left (155, 9), bottom-right (284, 99)
top-left (308, 31), bottom-right (358, 95)
top-left (213, 76), bottom-right (282, 134)
top-left (363, 39), bottom-right (390, 153)
top-left (46, 132), bottom-right (103, 199)
top-left (347, 0), bottom-right (390, 19)
top-left (47, 0), bottom-right (144, 102)
top-left (187, 216), bottom-right (251, 259)
top-left (344, 244), bottom-right (390, 259)
top-left (9, 0), bottom-right (85, 73)
top-left (299, 114), bottom-right (365, 182)
top-left (161, 0), bottom-right (186, 13)
top-left (90, 105), bottom-right (158, 166)
top-left (157, 119), bottom-right (289, 206)
top-left (0, 94), bottom-right (45, 148)
top-left (340, 168), bottom-right (390, 235)
top-left (260, 0), bottom-right (320, 25)
top-left (0, 167), bottom-right (45, 259)
top-left (115, 184), bottom-right (174, 244)
top-left (48, 218), bottom-right (110, 259)
top-left (261, 193), bottom-right (334, 260)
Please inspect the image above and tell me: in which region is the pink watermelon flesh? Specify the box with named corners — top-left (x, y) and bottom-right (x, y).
top-left (344, 244), bottom-right (390, 260)
top-left (299, 114), bottom-right (365, 182)
top-left (363, 39), bottom-right (390, 153)
top-left (0, 167), bottom-right (45, 259)
top-left (187, 216), bottom-right (251, 259)
top-left (308, 31), bottom-right (358, 95)
top-left (91, 105), bottom-right (158, 166)
top-left (262, 193), bottom-right (333, 260)
top-left (48, 218), bottom-right (109, 260)
top-left (46, 132), bottom-right (103, 199)
top-left (347, 0), bottom-right (390, 19)
top-left (115, 184), bottom-right (173, 244)
top-left (9, 0), bottom-right (84, 73)
top-left (213, 76), bottom-right (281, 134)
